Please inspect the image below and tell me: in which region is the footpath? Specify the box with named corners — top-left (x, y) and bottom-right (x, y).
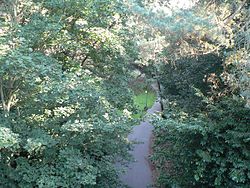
top-left (120, 100), bottom-right (162, 188)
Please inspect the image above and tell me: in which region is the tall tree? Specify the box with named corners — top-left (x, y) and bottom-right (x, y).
top-left (0, 1), bottom-right (137, 187)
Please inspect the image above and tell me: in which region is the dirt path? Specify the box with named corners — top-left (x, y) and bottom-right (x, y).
top-left (120, 100), bottom-right (162, 188)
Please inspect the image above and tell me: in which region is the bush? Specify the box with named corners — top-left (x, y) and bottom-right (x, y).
top-left (0, 73), bottom-right (135, 188)
top-left (152, 97), bottom-right (250, 187)
top-left (159, 53), bottom-right (224, 113)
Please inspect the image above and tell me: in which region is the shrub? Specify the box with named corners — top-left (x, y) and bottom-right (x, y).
top-left (152, 97), bottom-right (250, 187)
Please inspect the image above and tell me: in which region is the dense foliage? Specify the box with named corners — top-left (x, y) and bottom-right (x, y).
top-left (153, 97), bottom-right (250, 187)
top-left (0, 0), bottom-right (249, 187)
top-left (142, 0), bottom-right (250, 187)
top-left (0, 0), bottom-right (136, 187)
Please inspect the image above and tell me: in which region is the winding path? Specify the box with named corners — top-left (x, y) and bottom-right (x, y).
top-left (120, 100), bottom-right (162, 188)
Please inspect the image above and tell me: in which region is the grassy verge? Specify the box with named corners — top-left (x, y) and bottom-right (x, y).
top-left (133, 90), bottom-right (157, 118)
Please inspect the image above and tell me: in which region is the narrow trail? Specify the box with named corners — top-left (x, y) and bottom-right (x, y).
top-left (120, 100), bottom-right (162, 188)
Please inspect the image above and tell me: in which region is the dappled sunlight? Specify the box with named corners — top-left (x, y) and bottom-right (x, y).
top-left (0, 0), bottom-right (249, 187)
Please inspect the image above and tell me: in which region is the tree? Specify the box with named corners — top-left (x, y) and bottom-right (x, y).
top-left (0, 1), bottom-right (137, 187)
top-left (129, 0), bottom-right (250, 187)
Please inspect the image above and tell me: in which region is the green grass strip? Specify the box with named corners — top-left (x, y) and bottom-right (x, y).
top-left (133, 91), bottom-right (157, 118)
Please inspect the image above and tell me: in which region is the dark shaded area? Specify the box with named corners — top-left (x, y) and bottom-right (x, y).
top-left (159, 53), bottom-right (224, 113)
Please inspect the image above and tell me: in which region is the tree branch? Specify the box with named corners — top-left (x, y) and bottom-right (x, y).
top-left (0, 77), bottom-right (7, 112)
top-left (223, 0), bottom-right (247, 25)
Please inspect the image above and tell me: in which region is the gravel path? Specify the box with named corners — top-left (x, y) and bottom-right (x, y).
top-left (120, 100), bottom-right (162, 188)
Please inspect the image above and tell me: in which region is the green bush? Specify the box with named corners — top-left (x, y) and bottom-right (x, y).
top-left (159, 53), bottom-right (224, 114)
top-left (0, 76), bottom-right (135, 187)
top-left (152, 97), bottom-right (250, 187)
